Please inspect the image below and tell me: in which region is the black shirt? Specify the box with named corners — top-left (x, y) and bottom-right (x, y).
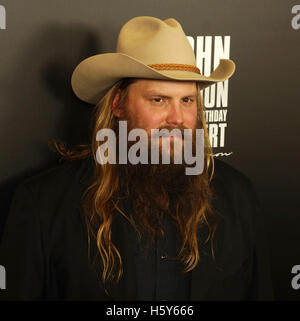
top-left (134, 212), bottom-right (191, 300)
top-left (0, 157), bottom-right (274, 300)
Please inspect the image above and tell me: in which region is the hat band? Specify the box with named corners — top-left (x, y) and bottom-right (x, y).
top-left (148, 63), bottom-right (200, 74)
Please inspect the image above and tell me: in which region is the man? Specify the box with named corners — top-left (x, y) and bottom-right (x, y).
top-left (0, 16), bottom-right (273, 300)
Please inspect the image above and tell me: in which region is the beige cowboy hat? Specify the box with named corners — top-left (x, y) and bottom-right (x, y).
top-left (71, 16), bottom-right (235, 105)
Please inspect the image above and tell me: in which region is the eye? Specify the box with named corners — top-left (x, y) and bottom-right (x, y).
top-left (152, 97), bottom-right (164, 103)
top-left (182, 97), bottom-right (194, 104)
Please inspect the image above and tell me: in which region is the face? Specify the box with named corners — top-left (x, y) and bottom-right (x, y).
top-left (122, 79), bottom-right (198, 133)
top-left (112, 79), bottom-right (199, 162)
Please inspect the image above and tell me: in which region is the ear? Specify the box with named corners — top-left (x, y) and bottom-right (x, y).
top-left (112, 89), bottom-right (122, 118)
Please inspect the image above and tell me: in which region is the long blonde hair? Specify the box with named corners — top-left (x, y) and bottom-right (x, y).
top-left (49, 78), bottom-right (217, 290)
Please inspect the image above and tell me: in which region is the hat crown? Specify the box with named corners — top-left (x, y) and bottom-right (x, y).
top-left (116, 16), bottom-right (196, 66)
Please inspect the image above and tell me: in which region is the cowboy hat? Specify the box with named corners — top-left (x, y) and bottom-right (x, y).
top-left (71, 16), bottom-right (235, 105)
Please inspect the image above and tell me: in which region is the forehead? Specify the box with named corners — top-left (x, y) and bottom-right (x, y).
top-left (128, 79), bottom-right (197, 96)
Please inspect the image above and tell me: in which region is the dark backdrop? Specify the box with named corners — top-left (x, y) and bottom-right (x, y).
top-left (0, 0), bottom-right (299, 300)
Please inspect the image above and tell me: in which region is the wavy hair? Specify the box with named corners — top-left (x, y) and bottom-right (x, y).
top-left (49, 78), bottom-right (217, 292)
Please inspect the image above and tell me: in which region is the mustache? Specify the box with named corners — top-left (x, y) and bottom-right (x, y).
top-left (149, 125), bottom-right (195, 139)
top-left (151, 125), bottom-right (190, 138)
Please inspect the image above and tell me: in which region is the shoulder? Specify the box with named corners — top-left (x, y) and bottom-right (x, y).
top-left (212, 158), bottom-right (255, 197)
top-left (211, 158), bottom-right (260, 229)
top-left (15, 157), bottom-right (93, 199)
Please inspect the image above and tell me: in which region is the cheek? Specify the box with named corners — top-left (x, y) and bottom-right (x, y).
top-left (137, 110), bottom-right (165, 130)
top-left (127, 100), bottom-right (156, 128)
top-left (184, 108), bottom-right (198, 128)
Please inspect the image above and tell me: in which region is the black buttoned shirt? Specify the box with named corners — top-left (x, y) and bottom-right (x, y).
top-left (133, 212), bottom-right (191, 300)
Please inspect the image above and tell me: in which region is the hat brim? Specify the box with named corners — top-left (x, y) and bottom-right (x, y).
top-left (71, 53), bottom-right (235, 104)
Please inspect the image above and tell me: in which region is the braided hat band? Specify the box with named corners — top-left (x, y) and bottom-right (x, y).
top-left (148, 63), bottom-right (201, 74)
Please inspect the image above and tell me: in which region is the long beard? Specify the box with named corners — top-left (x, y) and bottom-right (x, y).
top-left (115, 117), bottom-right (204, 249)
top-left (117, 162), bottom-right (199, 249)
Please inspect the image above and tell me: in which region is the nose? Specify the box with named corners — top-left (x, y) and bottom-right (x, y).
top-left (165, 102), bottom-right (184, 126)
